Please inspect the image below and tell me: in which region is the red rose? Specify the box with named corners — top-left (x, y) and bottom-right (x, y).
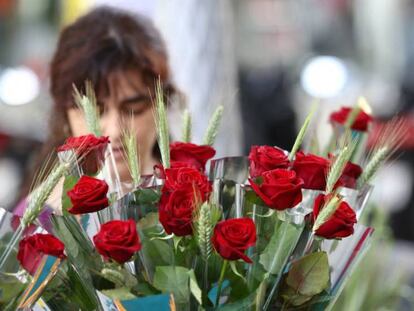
top-left (17, 233), bottom-right (65, 275)
top-left (170, 142), bottom-right (216, 171)
top-left (93, 220), bottom-right (141, 264)
top-left (164, 167), bottom-right (211, 200)
top-left (159, 187), bottom-right (197, 236)
top-left (67, 175), bottom-right (109, 214)
top-left (292, 152), bottom-right (329, 191)
top-left (335, 161), bottom-right (363, 189)
top-left (330, 107), bottom-right (373, 132)
top-left (312, 194), bottom-right (357, 239)
top-left (249, 169), bottom-right (303, 210)
top-left (212, 218), bottom-right (256, 263)
top-left (248, 145), bottom-right (289, 178)
top-left (57, 134), bottom-right (109, 175)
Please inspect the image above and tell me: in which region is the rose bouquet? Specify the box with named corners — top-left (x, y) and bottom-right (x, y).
top-left (0, 82), bottom-right (406, 311)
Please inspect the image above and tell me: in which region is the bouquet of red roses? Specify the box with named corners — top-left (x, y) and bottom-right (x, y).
top-left (0, 82), bottom-right (405, 311)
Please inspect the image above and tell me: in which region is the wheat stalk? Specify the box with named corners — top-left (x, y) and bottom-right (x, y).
top-left (358, 117), bottom-right (407, 187)
top-left (22, 162), bottom-right (70, 226)
top-left (181, 109), bottom-right (192, 143)
top-left (312, 195), bottom-right (341, 232)
top-left (289, 100), bottom-right (318, 161)
top-left (73, 81), bottom-right (101, 136)
top-left (153, 79), bottom-right (170, 168)
top-left (202, 105), bottom-right (224, 146)
top-left (195, 202), bottom-right (213, 261)
top-left (325, 140), bottom-right (357, 194)
top-left (121, 120), bottom-right (141, 187)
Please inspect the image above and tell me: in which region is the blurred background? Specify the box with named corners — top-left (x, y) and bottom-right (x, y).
top-left (0, 0), bottom-right (414, 308)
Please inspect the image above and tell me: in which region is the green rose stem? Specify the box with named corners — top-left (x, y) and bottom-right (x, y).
top-left (215, 259), bottom-right (228, 307)
top-left (280, 299), bottom-right (290, 311)
top-left (288, 101), bottom-right (318, 161)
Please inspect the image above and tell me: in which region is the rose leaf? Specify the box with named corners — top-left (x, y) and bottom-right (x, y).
top-left (259, 222), bottom-right (303, 275)
top-left (61, 175), bottom-right (79, 215)
top-left (285, 251), bottom-right (330, 297)
top-left (153, 266), bottom-right (190, 304)
top-left (245, 190), bottom-right (266, 206)
top-left (101, 287), bottom-right (136, 300)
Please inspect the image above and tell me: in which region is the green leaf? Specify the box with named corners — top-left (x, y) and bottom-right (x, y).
top-left (286, 251), bottom-right (330, 297)
top-left (280, 284), bottom-right (313, 306)
top-left (65, 262), bottom-right (101, 310)
top-left (0, 273), bottom-right (25, 305)
top-left (137, 212), bottom-right (160, 230)
top-left (101, 287), bottom-right (136, 300)
top-left (259, 221), bottom-right (303, 275)
top-left (134, 188), bottom-right (160, 205)
top-left (229, 261), bottom-right (244, 279)
top-left (153, 266), bottom-right (190, 304)
top-left (50, 215), bottom-right (100, 286)
top-left (173, 236), bottom-right (183, 251)
top-left (61, 175), bottom-right (78, 215)
top-left (141, 239), bottom-right (174, 267)
top-left (132, 281), bottom-right (160, 296)
top-left (244, 190), bottom-right (266, 206)
top-left (188, 269), bottom-right (202, 305)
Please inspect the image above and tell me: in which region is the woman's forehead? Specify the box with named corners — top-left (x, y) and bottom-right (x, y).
top-left (97, 69), bottom-right (150, 101)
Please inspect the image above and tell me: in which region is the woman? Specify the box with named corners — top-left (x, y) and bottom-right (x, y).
top-left (17, 6), bottom-right (177, 214)
top-left (50, 6), bottom-right (177, 180)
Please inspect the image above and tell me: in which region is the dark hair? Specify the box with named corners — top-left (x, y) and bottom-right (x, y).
top-left (22, 7), bottom-right (176, 197)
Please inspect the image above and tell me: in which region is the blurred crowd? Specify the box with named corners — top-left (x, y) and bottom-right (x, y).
top-left (0, 0), bottom-right (414, 246)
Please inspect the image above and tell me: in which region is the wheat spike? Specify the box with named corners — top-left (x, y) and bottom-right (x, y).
top-left (202, 105), bottom-right (224, 146)
top-left (313, 195), bottom-right (341, 232)
top-left (358, 117), bottom-right (407, 186)
top-left (153, 79), bottom-right (170, 168)
top-left (196, 202), bottom-right (213, 261)
top-left (289, 100), bottom-right (318, 161)
top-left (72, 81), bottom-right (101, 136)
top-left (325, 139), bottom-right (357, 194)
top-left (22, 162), bottom-right (70, 226)
top-left (121, 119), bottom-right (141, 187)
top-left (181, 109), bottom-right (192, 143)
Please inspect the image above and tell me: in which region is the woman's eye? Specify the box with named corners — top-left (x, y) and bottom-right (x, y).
top-left (97, 102), bottom-right (106, 115)
top-left (123, 104), bottom-right (149, 116)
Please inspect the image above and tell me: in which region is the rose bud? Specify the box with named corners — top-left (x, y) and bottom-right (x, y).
top-left (329, 107), bottom-right (373, 132)
top-left (312, 194), bottom-right (357, 239)
top-left (292, 151), bottom-right (329, 191)
top-left (159, 187), bottom-right (198, 236)
top-left (249, 169), bottom-right (304, 210)
top-left (170, 142), bottom-right (216, 171)
top-left (17, 233), bottom-right (65, 275)
top-left (57, 134), bottom-right (109, 175)
top-left (67, 175), bottom-right (109, 214)
top-left (93, 220), bottom-right (141, 264)
top-left (212, 218), bottom-right (256, 263)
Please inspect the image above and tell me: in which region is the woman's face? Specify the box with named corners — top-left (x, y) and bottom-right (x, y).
top-left (66, 70), bottom-right (158, 182)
